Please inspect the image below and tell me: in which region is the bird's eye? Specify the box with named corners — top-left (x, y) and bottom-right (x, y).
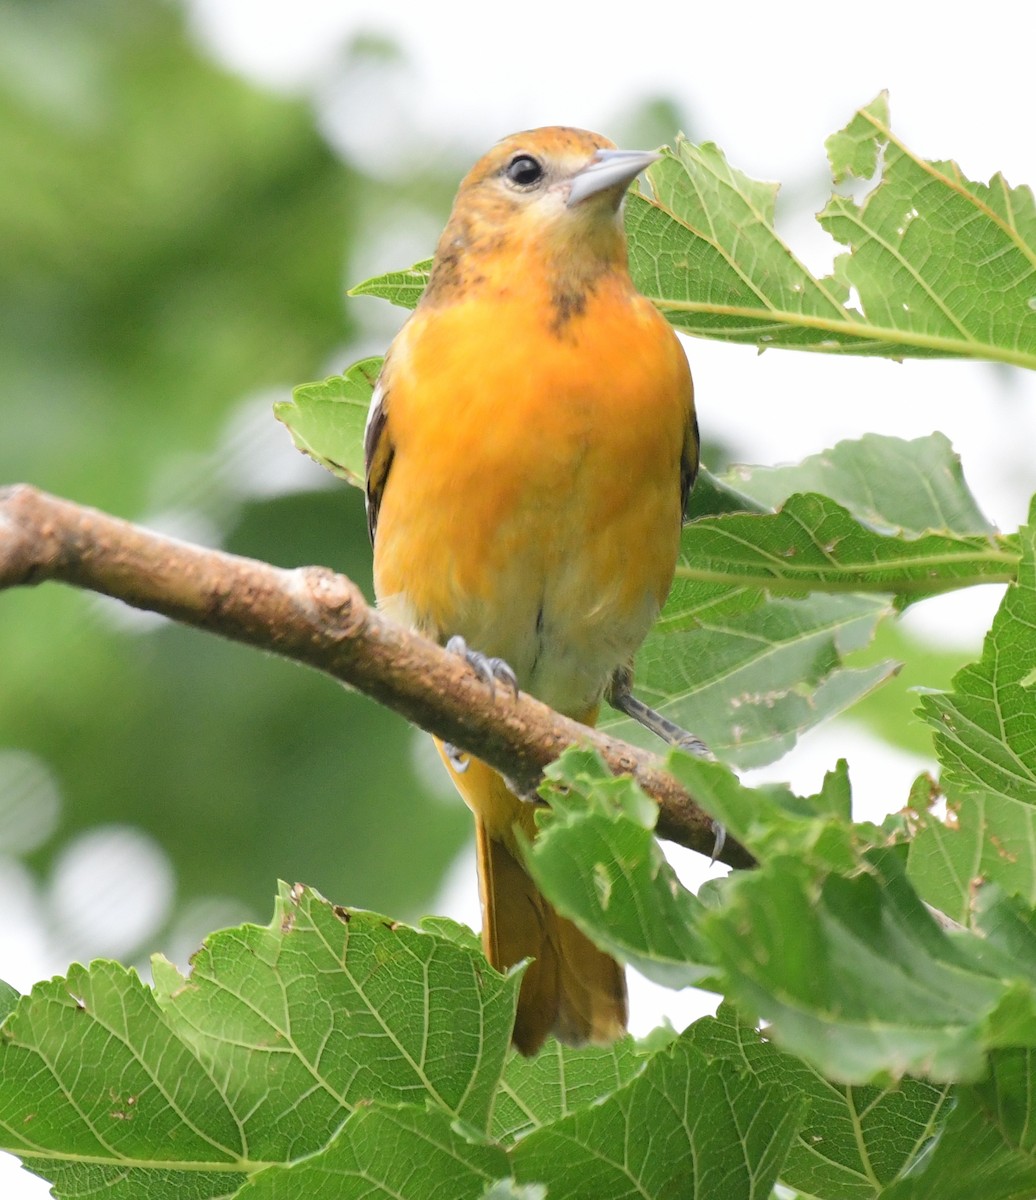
top-left (505, 154), bottom-right (544, 188)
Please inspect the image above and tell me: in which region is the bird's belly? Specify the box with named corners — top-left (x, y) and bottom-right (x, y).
top-left (375, 423), bottom-right (679, 717)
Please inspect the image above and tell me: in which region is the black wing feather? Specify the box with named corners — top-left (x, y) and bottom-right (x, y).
top-left (363, 380), bottom-right (394, 545)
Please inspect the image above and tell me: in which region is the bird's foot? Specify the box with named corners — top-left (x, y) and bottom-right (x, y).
top-left (446, 635), bottom-right (520, 700)
top-left (442, 636), bottom-right (520, 772)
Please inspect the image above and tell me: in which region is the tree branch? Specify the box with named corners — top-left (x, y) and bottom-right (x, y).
top-left (0, 484), bottom-right (754, 869)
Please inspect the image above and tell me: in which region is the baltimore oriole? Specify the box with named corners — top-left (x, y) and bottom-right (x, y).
top-left (364, 127), bottom-right (698, 1054)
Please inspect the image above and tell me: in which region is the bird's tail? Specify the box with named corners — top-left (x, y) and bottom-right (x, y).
top-left (435, 741), bottom-right (627, 1054)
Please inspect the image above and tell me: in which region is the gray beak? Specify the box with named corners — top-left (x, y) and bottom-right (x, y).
top-left (566, 148), bottom-right (660, 208)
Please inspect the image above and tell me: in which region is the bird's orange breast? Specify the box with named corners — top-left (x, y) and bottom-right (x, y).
top-left (373, 272), bottom-right (692, 717)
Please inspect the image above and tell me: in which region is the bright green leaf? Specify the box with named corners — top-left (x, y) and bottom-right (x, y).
top-left (274, 359), bottom-right (382, 486)
top-left (909, 791), bottom-right (1036, 925)
top-left (235, 1102), bottom-right (508, 1200)
top-left (0, 885), bottom-right (518, 1196)
top-left (523, 750), bottom-right (713, 988)
top-left (630, 97), bottom-right (1036, 367)
top-left (152, 885), bottom-right (515, 1134)
top-left (920, 500), bottom-right (1036, 804)
top-left (349, 257), bottom-right (433, 309)
top-left (821, 95), bottom-right (1036, 368)
top-left (0, 980), bottom-right (17, 1023)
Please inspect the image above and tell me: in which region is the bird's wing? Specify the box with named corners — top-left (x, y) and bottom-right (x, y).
top-left (363, 373), bottom-right (395, 545)
top-left (680, 403), bottom-right (700, 521)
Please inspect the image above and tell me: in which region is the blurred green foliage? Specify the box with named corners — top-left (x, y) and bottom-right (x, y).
top-left (0, 0), bottom-right (470, 946)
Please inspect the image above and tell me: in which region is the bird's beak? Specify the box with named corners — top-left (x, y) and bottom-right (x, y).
top-left (566, 148), bottom-right (660, 208)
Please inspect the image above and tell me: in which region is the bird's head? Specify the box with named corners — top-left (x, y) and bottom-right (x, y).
top-left (427, 127), bottom-right (658, 298)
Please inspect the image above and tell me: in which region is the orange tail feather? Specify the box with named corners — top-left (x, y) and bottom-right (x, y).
top-left (477, 821), bottom-right (627, 1053)
top-left (436, 740), bottom-right (626, 1053)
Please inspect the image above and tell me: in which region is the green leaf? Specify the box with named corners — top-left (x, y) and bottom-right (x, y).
top-left (971, 887), bottom-right (1036, 987)
top-left (882, 1053), bottom-right (1036, 1200)
top-left (273, 358), bottom-right (382, 486)
top-left (821, 95), bottom-right (1036, 368)
top-left (522, 750), bottom-right (713, 989)
top-left (22, 1162), bottom-right (244, 1200)
top-left (685, 465), bottom-right (771, 520)
top-left (349, 257), bottom-right (433, 309)
top-left (702, 848), bottom-right (1036, 1084)
top-left (603, 591), bottom-right (896, 769)
top-left (722, 432), bottom-right (997, 538)
top-left (0, 979), bottom-right (18, 1023)
top-left (491, 1035), bottom-right (665, 1143)
top-left (628, 140), bottom-right (870, 353)
top-left (920, 500), bottom-right (1036, 806)
top-left (629, 96), bottom-right (1036, 367)
top-left (689, 1005), bottom-right (955, 1198)
top-left (419, 914), bottom-right (483, 953)
top-left (678, 492), bottom-right (1016, 599)
top-left (153, 885), bottom-right (515, 1131)
top-left (665, 754), bottom-right (875, 872)
top-left (511, 1030), bottom-right (802, 1199)
top-left (0, 885), bottom-right (518, 1196)
top-left (908, 790), bottom-right (1036, 925)
top-left (235, 1102), bottom-right (508, 1199)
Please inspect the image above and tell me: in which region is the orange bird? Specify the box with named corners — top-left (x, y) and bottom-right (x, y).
top-left (364, 127), bottom-right (698, 1054)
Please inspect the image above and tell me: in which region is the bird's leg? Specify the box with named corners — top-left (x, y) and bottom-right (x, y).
top-left (606, 665), bottom-right (711, 758)
top-left (443, 635), bottom-right (520, 772)
top-left (606, 665), bottom-right (726, 862)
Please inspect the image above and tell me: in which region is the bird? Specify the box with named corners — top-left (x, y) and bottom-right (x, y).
top-left (364, 126), bottom-right (698, 1054)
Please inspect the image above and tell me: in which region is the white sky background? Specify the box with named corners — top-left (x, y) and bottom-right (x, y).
top-left (4, 3), bottom-right (1035, 1194)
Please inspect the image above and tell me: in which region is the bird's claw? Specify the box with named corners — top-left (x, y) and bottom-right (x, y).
top-left (709, 820), bottom-right (727, 866)
top-left (446, 635), bottom-right (520, 700)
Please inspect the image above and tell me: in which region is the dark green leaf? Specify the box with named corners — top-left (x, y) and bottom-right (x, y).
top-left (604, 592), bottom-right (896, 769)
top-left (883, 1053), bottom-right (1036, 1200)
top-left (512, 1031), bottom-right (802, 1199)
top-left (702, 848), bottom-right (1036, 1083)
top-left (722, 433), bottom-right (997, 538)
top-left (491, 1036), bottom-right (663, 1143)
top-left (689, 1005), bottom-right (955, 1199)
